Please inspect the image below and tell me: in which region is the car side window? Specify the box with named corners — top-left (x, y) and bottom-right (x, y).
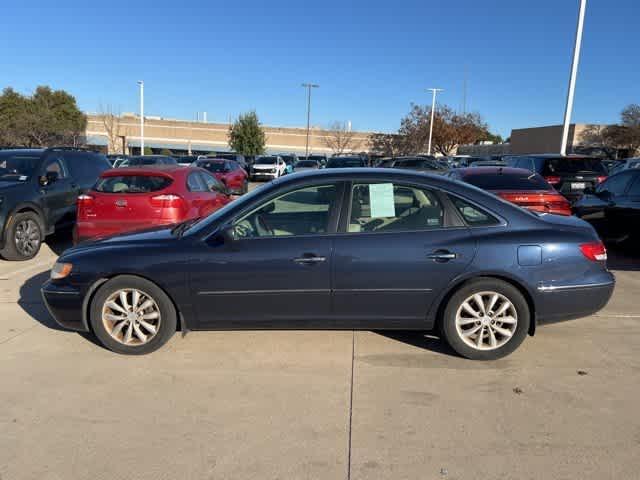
top-left (232, 184), bottom-right (337, 238)
top-left (187, 172), bottom-right (207, 192)
top-left (450, 195), bottom-right (500, 226)
top-left (199, 172), bottom-right (225, 193)
top-left (597, 173), bottom-right (632, 196)
top-left (348, 183), bottom-right (444, 233)
top-left (43, 155), bottom-right (67, 178)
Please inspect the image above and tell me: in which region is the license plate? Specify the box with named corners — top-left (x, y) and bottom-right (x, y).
top-left (571, 182), bottom-right (586, 190)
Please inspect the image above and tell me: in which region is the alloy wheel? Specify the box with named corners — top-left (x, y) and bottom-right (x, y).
top-left (454, 291), bottom-right (518, 351)
top-left (101, 288), bottom-right (161, 346)
top-left (14, 219), bottom-right (41, 257)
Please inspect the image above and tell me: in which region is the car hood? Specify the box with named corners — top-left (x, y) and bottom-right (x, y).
top-left (66, 225), bottom-right (177, 256)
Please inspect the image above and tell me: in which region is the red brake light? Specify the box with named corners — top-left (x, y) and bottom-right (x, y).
top-left (77, 194), bottom-right (94, 206)
top-left (150, 194), bottom-right (184, 208)
top-left (596, 176), bottom-right (607, 183)
top-left (580, 242), bottom-right (607, 261)
top-left (544, 176), bottom-right (561, 185)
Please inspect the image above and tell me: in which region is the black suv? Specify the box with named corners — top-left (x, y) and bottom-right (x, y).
top-left (0, 148), bottom-right (110, 260)
top-left (504, 154), bottom-right (607, 202)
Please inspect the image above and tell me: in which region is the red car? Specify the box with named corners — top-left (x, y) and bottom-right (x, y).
top-left (75, 166), bottom-right (231, 242)
top-left (448, 167), bottom-right (572, 216)
top-left (193, 158), bottom-right (249, 195)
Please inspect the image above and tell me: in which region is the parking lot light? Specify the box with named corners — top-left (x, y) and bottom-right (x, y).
top-left (427, 88), bottom-right (444, 156)
top-left (138, 80), bottom-right (144, 154)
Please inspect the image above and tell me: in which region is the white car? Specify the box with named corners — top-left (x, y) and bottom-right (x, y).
top-left (251, 156), bottom-right (287, 181)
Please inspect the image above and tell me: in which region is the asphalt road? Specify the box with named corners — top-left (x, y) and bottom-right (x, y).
top-left (1, 213), bottom-right (639, 479)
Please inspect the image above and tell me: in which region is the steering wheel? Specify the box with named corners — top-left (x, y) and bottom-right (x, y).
top-left (233, 220), bottom-right (254, 238)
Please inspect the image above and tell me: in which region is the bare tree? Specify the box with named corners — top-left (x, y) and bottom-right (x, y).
top-left (322, 121), bottom-right (360, 155)
top-left (98, 104), bottom-right (125, 154)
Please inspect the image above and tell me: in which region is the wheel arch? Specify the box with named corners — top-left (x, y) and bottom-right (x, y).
top-left (3, 202), bottom-right (47, 239)
top-left (432, 273), bottom-right (537, 336)
top-left (83, 274), bottom-right (187, 335)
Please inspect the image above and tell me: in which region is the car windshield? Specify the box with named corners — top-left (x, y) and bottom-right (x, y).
top-left (296, 160), bottom-right (318, 168)
top-left (281, 156), bottom-right (295, 164)
top-left (462, 171), bottom-right (552, 190)
top-left (326, 158), bottom-right (364, 168)
top-left (94, 175), bottom-right (173, 193)
top-left (198, 161), bottom-right (226, 172)
top-left (256, 157), bottom-right (277, 165)
top-left (545, 157), bottom-right (606, 174)
top-left (0, 153), bottom-right (41, 180)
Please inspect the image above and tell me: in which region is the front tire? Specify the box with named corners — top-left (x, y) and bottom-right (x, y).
top-left (440, 278), bottom-right (530, 360)
top-left (89, 275), bottom-right (177, 355)
top-left (0, 211), bottom-right (44, 261)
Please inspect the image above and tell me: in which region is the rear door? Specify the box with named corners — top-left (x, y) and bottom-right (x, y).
top-left (39, 153), bottom-right (75, 230)
top-left (332, 180), bottom-right (476, 329)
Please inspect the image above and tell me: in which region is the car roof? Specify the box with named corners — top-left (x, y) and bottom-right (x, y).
top-left (505, 154), bottom-right (598, 159)
top-left (102, 165), bottom-right (201, 177)
top-left (0, 149), bottom-right (45, 155)
top-left (455, 167), bottom-right (536, 176)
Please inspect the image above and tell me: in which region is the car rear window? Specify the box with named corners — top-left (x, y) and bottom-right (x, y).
top-left (94, 175), bottom-right (172, 193)
top-left (327, 158), bottom-right (365, 168)
top-left (545, 157), bottom-right (606, 174)
top-left (197, 161), bottom-right (226, 172)
top-left (462, 171), bottom-right (551, 191)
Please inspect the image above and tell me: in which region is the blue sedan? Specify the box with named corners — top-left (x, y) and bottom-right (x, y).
top-left (42, 168), bottom-right (614, 359)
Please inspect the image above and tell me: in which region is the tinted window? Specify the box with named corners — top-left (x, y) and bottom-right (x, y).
top-left (187, 172), bottom-right (206, 192)
top-left (43, 155), bottom-right (68, 178)
top-left (197, 161), bottom-right (226, 172)
top-left (450, 196), bottom-right (500, 226)
top-left (296, 160), bottom-right (318, 168)
top-left (124, 156), bottom-right (176, 166)
top-left (94, 175), bottom-right (172, 193)
top-left (326, 157), bottom-right (365, 168)
top-left (627, 174), bottom-right (640, 196)
top-left (66, 153), bottom-right (110, 181)
top-left (598, 172), bottom-right (634, 196)
top-left (255, 157), bottom-right (277, 165)
top-left (0, 152), bottom-right (42, 180)
top-left (199, 172), bottom-right (225, 193)
top-left (348, 183), bottom-right (444, 233)
top-left (461, 171), bottom-right (552, 191)
top-left (233, 184), bottom-right (337, 238)
top-left (544, 157), bottom-right (606, 174)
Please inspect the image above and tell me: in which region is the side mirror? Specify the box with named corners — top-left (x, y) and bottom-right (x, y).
top-left (39, 171), bottom-right (59, 186)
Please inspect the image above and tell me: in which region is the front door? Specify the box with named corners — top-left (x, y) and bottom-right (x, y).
top-left (190, 182), bottom-right (342, 328)
top-left (332, 181), bottom-right (476, 329)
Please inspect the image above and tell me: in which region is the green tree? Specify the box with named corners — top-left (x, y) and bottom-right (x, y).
top-left (143, 146), bottom-right (154, 155)
top-left (0, 86), bottom-right (86, 147)
top-left (160, 148), bottom-right (173, 156)
top-left (228, 111), bottom-right (266, 156)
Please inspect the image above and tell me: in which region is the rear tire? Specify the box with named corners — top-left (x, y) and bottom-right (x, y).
top-left (440, 278), bottom-right (530, 360)
top-left (89, 275), bottom-right (177, 355)
top-left (0, 211), bottom-right (44, 261)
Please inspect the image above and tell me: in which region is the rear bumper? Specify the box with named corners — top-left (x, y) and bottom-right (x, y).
top-left (41, 280), bottom-right (89, 332)
top-left (535, 274), bottom-right (615, 324)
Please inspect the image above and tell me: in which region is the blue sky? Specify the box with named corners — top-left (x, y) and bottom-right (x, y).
top-left (1, 0), bottom-right (637, 137)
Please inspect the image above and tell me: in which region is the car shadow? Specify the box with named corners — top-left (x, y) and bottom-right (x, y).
top-left (44, 229), bottom-right (73, 256)
top-left (373, 330), bottom-right (460, 358)
top-left (606, 245), bottom-right (640, 272)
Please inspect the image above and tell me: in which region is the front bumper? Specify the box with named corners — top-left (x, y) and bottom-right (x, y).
top-left (251, 171), bottom-right (278, 178)
top-left (41, 280), bottom-right (89, 332)
top-left (535, 274), bottom-right (615, 324)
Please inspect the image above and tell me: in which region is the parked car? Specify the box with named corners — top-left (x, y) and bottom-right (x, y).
top-left (381, 156), bottom-right (447, 173)
top-left (293, 159), bottom-right (321, 172)
top-left (0, 147), bottom-right (110, 260)
top-left (106, 154), bottom-right (129, 168)
top-left (447, 167), bottom-right (571, 216)
top-left (193, 158), bottom-right (249, 194)
top-left (173, 155), bottom-right (199, 166)
top-left (278, 154), bottom-right (298, 174)
top-left (326, 156), bottom-right (367, 168)
top-left (573, 169), bottom-right (640, 244)
top-left (503, 154), bottom-right (607, 202)
top-left (305, 154), bottom-right (328, 167)
top-left (607, 157), bottom-right (640, 176)
top-left (205, 152), bottom-right (249, 172)
top-left (469, 160), bottom-right (508, 168)
top-left (43, 168), bottom-right (613, 359)
top-left (250, 156), bottom-right (287, 180)
top-left (75, 166), bottom-right (231, 243)
top-left (119, 155), bottom-right (178, 167)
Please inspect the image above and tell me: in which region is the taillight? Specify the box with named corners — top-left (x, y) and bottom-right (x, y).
top-left (596, 176), bottom-right (607, 183)
top-left (150, 194), bottom-right (184, 209)
top-left (544, 176), bottom-right (561, 185)
top-left (77, 194), bottom-right (94, 207)
top-left (580, 241), bottom-right (607, 261)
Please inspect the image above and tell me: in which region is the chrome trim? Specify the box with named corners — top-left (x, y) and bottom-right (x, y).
top-left (537, 281), bottom-right (614, 292)
top-left (41, 288), bottom-right (81, 295)
top-left (335, 288), bottom-right (433, 293)
top-left (197, 289), bottom-right (329, 295)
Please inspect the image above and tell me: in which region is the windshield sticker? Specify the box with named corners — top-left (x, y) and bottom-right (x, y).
top-left (369, 183), bottom-right (395, 218)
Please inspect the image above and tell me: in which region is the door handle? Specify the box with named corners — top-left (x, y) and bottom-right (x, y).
top-left (426, 251), bottom-right (457, 262)
top-left (293, 255), bottom-right (326, 264)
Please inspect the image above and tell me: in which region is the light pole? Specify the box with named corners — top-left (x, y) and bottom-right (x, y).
top-left (560, 0), bottom-right (587, 156)
top-left (137, 80), bottom-right (144, 154)
top-left (302, 83), bottom-right (319, 157)
top-left (427, 88), bottom-right (444, 156)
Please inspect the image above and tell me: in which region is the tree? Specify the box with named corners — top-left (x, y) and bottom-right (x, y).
top-left (0, 86), bottom-right (86, 147)
top-left (322, 121), bottom-right (360, 155)
top-left (143, 146), bottom-right (154, 155)
top-left (160, 148), bottom-right (173, 156)
top-left (480, 131), bottom-right (504, 144)
top-left (581, 104), bottom-right (640, 157)
top-left (369, 132), bottom-right (410, 156)
top-left (98, 105), bottom-right (125, 154)
top-left (228, 111), bottom-right (266, 156)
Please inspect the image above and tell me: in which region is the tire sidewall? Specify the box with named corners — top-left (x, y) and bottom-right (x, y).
top-left (441, 279), bottom-right (530, 360)
top-left (90, 275), bottom-right (177, 355)
top-left (2, 211), bottom-right (44, 261)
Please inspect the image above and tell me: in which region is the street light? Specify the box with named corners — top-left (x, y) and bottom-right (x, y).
top-left (137, 80), bottom-right (144, 154)
top-left (427, 88), bottom-right (444, 156)
top-left (560, 0), bottom-right (587, 156)
top-left (302, 83), bottom-right (319, 157)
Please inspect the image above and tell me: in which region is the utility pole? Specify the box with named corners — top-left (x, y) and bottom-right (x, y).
top-left (302, 83), bottom-right (319, 157)
top-left (462, 65), bottom-right (468, 114)
top-left (560, 0), bottom-right (587, 156)
top-left (427, 88), bottom-right (444, 156)
top-left (137, 80), bottom-right (144, 154)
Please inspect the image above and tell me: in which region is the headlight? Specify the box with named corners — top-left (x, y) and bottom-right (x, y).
top-left (51, 262), bottom-right (73, 280)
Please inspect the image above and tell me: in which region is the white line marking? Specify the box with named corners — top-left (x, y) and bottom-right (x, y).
top-left (595, 314), bottom-right (640, 318)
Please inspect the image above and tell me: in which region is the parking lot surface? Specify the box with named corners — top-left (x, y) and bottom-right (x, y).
top-left (1, 217), bottom-right (639, 479)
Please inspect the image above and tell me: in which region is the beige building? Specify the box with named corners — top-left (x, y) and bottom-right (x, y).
top-left (509, 124), bottom-right (601, 155)
top-left (86, 114), bottom-right (375, 155)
